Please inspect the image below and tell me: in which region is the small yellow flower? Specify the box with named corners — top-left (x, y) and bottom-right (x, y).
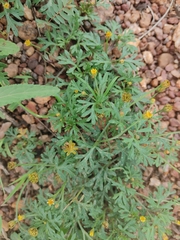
top-left (127, 81), bottom-right (132, 86)
top-left (122, 92), bottom-right (132, 102)
top-left (62, 140), bottom-right (78, 156)
top-left (119, 111), bottom-right (124, 117)
top-left (119, 59), bottom-right (125, 64)
top-left (7, 161), bottom-right (16, 170)
top-left (139, 216), bottom-right (146, 222)
top-left (89, 228), bottom-right (94, 237)
top-left (28, 228), bottom-right (38, 237)
top-left (90, 68), bottom-right (97, 78)
top-left (3, 2), bottom-right (10, 9)
top-left (162, 233), bottom-right (168, 240)
top-left (56, 113), bottom-right (60, 117)
top-left (81, 91), bottom-right (87, 96)
top-left (17, 214), bottom-right (25, 221)
top-left (164, 150), bottom-right (170, 155)
top-left (24, 39), bottom-right (32, 47)
top-left (176, 220), bottom-right (180, 225)
top-left (143, 110), bottom-right (153, 119)
top-left (105, 31), bottom-right (112, 39)
top-left (158, 80), bottom-right (170, 92)
top-left (47, 198), bottom-right (55, 206)
top-left (163, 104), bottom-right (173, 112)
top-left (8, 220), bottom-right (16, 229)
top-left (28, 172), bottom-right (39, 183)
top-left (74, 89), bottom-right (79, 94)
top-left (17, 128), bottom-right (27, 138)
top-left (102, 221), bottom-right (109, 229)
top-left (150, 98), bottom-right (155, 104)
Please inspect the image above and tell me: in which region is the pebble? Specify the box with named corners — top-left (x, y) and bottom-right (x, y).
top-left (34, 64), bottom-right (44, 75)
top-left (150, 78), bottom-right (158, 87)
top-left (176, 79), bottom-right (180, 89)
top-left (4, 63), bottom-right (18, 77)
top-left (169, 118), bottom-right (180, 127)
top-left (163, 24), bottom-right (174, 34)
top-left (167, 17), bottom-right (179, 24)
top-left (24, 5), bottom-right (33, 20)
top-left (139, 13), bottom-right (152, 28)
top-left (159, 96), bottom-right (171, 105)
top-left (155, 66), bottom-right (163, 76)
top-left (172, 22), bottom-right (180, 52)
top-left (165, 63), bottom-right (174, 72)
top-left (18, 21), bottom-right (38, 40)
top-left (95, 2), bottom-right (114, 23)
top-left (159, 5), bottom-right (167, 15)
top-left (34, 96), bottom-right (51, 105)
top-left (26, 101), bottom-right (37, 114)
top-left (154, 27), bottom-right (163, 41)
top-left (145, 70), bottom-right (156, 79)
top-left (129, 10), bottom-right (140, 23)
top-left (26, 46), bottom-right (35, 57)
top-left (173, 102), bottom-right (180, 111)
top-left (160, 121), bottom-right (169, 129)
top-left (158, 53), bottom-right (174, 68)
top-left (27, 59), bottom-right (38, 70)
top-left (22, 114), bottom-right (35, 124)
top-left (142, 51), bottom-right (153, 64)
top-left (171, 69), bottom-right (180, 78)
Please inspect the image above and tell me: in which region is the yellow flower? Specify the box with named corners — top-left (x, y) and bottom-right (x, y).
top-left (28, 228), bottom-right (38, 237)
top-left (163, 104), bottom-right (173, 112)
top-left (56, 113), bottom-right (60, 117)
top-left (18, 214), bottom-right (25, 221)
top-left (143, 110), bottom-right (153, 119)
top-left (176, 220), bottom-right (180, 225)
top-left (122, 92), bottom-right (132, 102)
top-left (102, 221), bottom-right (109, 229)
top-left (105, 31), bottom-right (112, 39)
top-left (47, 198), bottom-right (55, 206)
top-left (119, 59), bottom-right (124, 64)
top-left (150, 98), bottom-right (155, 104)
top-left (119, 111), bottom-right (124, 117)
top-left (81, 91), bottom-right (87, 96)
top-left (127, 81), bottom-right (132, 86)
top-left (8, 220), bottom-right (16, 229)
top-left (162, 233), bottom-right (168, 240)
top-left (89, 228), bottom-right (94, 237)
top-left (7, 161), bottom-right (16, 170)
top-left (28, 172), bottom-right (39, 183)
top-left (90, 68), bottom-right (97, 78)
top-left (158, 80), bottom-right (170, 92)
top-left (62, 140), bottom-right (78, 156)
top-left (17, 128), bottom-right (27, 138)
top-left (24, 39), bottom-right (31, 47)
top-left (164, 150), bottom-right (170, 155)
top-left (3, 2), bottom-right (10, 9)
top-left (139, 216), bottom-right (146, 222)
top-left (74, 89), bottom-right (79, 94)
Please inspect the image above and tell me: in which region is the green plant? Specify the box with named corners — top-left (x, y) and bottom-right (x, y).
top-left (1, 1), bottom-right (180, 240)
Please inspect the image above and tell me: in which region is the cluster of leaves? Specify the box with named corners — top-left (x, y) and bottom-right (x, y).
top-left (0, 1), bottom-right (180, 240)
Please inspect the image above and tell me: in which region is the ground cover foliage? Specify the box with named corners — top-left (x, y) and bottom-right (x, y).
top-left (0, 0), bottom-right (180, 239)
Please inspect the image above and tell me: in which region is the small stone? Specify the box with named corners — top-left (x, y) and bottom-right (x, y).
top-left (171, 69), bottom-right (180, 78)
top-left (171, 169), bottom-right (179, 179)
top-left (160, 121), bottom-right (169, 129)
top-left (163, 24), bottom-right (174, 34)
top-left (168, 110), bottom-right (175, 118)
top-left (154, 27), bottom-right (163, 40)
top-left (26, 46), bottom-right (35, 56)
top-left (149, 177), bottom-right (161, 187)
top-left (34, 96), bottom-right (51, 105)
top-left (121, 3), bottom-right (130, 11)
top-left (150, 78), bottom-right (158, 87)
top-left (165, 63), bottom-right (174, 72)
top-left (27, 59), bottom-right (38, 70)
top-left (173, 102), bottom-right (180, 111)
top-left (4, 63), bottom-right (18, 77)
top-left (139, 13), bottom-right (152, 28)
top-left (34, 64), bottom-right (44, 75)
top-left (176, 79), bottom-right (180, 89)
top-left (26, 101), bottom-right (37, 113)
top-left (129, 10), bottom-right (140, 23)
top-left (142, 51), bottom-right (153, 64)
top-left (159, 96), bottom-right (171, 105)
top-left (24, 5), bottom-right (33, 20)
top-left (22, 114), bottom-right (35, 124)
top-left (155, 66), bottom-right (163, 76)
top-left (95, 1), bottom-right (114, 23)
top-left (140, 77), bottom-right (151, 89)
top-left (39, 107), bottom-right (48, 115)
top-left (18, 21), bottom-right (38, 40)
top-left (169, 118), bottom-right (180, 127)
top-left (158, 53), bottom-right (174, 68)
top-left (145, 70), bottom-right (156, 79)
top-left (167, 17), bottom-right (179, 24)
top-left (159, 5), bottom-right (167, 15)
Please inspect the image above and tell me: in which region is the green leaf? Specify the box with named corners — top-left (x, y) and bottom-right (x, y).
top-left (0, 39), bottom-right (20, 56)
top-left (0, 84), bottom-right (60, 107)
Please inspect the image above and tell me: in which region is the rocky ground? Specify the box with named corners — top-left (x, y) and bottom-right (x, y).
top-left (1, 0), bottom-right (180, 239)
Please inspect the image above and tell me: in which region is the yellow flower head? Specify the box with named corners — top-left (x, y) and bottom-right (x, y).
top-left (74, 89), bottom-right (79, 94)
top-left (62, 140), bottom-right (78, 156)
top-left (164, 150), bottom-right (170, 155)
top-left (119, 59), bottom-right (125, 64)
top-left (18, 214), bottom-right (25, 221)
top-left (163, 104), bottom-right (173, 112)
top-left (119, 111), bottom-right (124, 117)
top-left (8, 220), bottom-right (16, 229)
top-left (150, 98), bottom-right (155, 104)
top-left (3, 2), bottom-right (10, 9)
top-left (176, 220), bottom-right (180, 225)
top-left (56, 112), bottom-right (60, 117)
top-left (17, 128), bottom-right (27, 138)
top-left (24, 39), bottom-right (32, 47)
top-left (89, 228), bottom-right (94, 237)
top-left (122, 92), bottom-right (132, 102)
top-left (28, 228), bottom-right (38, 237)
top-left (158, 80), bottom-right (170, 92)
top-left (28, 172), bottom-right (39, 183)
top-left (102, 221), bottom-right (109, 229)
top-left (90, 68), bottom-right (97, 78)
top-left (47, 198), bottom-right (55, 206)
top-left (139, 216), bottom-right (146, 222)
top-left (105, 31), bottom-right (112, 39)
top-left (143, 110), bottom-right (153, 119)
top-left (127, 81), bottom-right (132, 86)
top-left (7, 161), bottom-right (16, 170)
top-left (162, 233), bottom-right (168, 240)
top-left (81, 91), bottom-right (87, 96)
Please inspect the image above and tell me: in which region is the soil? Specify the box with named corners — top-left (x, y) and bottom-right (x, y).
top-left (1, 0), bottom-right (180, 239)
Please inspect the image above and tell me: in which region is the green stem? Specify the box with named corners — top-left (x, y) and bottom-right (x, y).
top-left (19, 103), bottom-right (49, 119)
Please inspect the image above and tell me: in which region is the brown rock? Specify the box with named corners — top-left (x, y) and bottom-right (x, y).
top-left (149, 177), bottom-right (161, 187)
top-left (171, 69), bottom-right (180, 78)
top-left (95, 1), bottom-right (114, 23)
top-left (22, 114), bottom-right (35, 124)
top-left (151, 0), bottom-right (167, 4)
top-left (176, 79), bottom-right (180, 89)
top-left (167, 17), bottom-right (179, 24)
top-left (154, 27), bottom-right (163, 40)
top-left (155, 66), bottom-right (162, 76)
top-left (163, 24), bottom-right (174, 34)
top-left (26, 101), bottom-right (37, 113)
top-left (165, 63), bottom-right (174, 72)
top-left (121, 3), bottom-right (130, 11)
top-left (168, 90), bottom-right (175, 98)
top-left (173, 102), bottom-right (180, 111)
top-left (27, 59), bottom-right (38, 70)
top-left (34, 96), bottom-right (51, 105)
top-left (160, 121), bottom-right (169, 129)
top-left (168, 110), bottom-right (175, 118)
top-left (0, 122), bottom-right (12, 139)
top-left (18, 21), bottom-right (38, 40)
top-left (173, 23), bottom-right (180, 52)
top-left (159, 5), bottom-right (167, 15)
top-left (46, 65), bottom-right (55, 74)
top-left (170, 118), bottom-right (180, 127)
top-left (139, 13), bottom-right (152, 28)
top-left (142, 51), bottom-right (154, 64)
top-left (145, 70), bottom-right (156, 79)
top-left (129, 10), bottom-right (140, 23)
top-left (158, 53), bottom-right (174, 68)
top-left (159, 96), bottom-right (171, 104)
top-left (26, 46), bottom-right (35, 56)
top-left (150, 78), bottom-right (158, 87)
top-left (34, 64), bottom-right (44, 75)
top-left (24, 5), bottom-right (33, 20)
top-left (4, 63), bottom-right (18, 77)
